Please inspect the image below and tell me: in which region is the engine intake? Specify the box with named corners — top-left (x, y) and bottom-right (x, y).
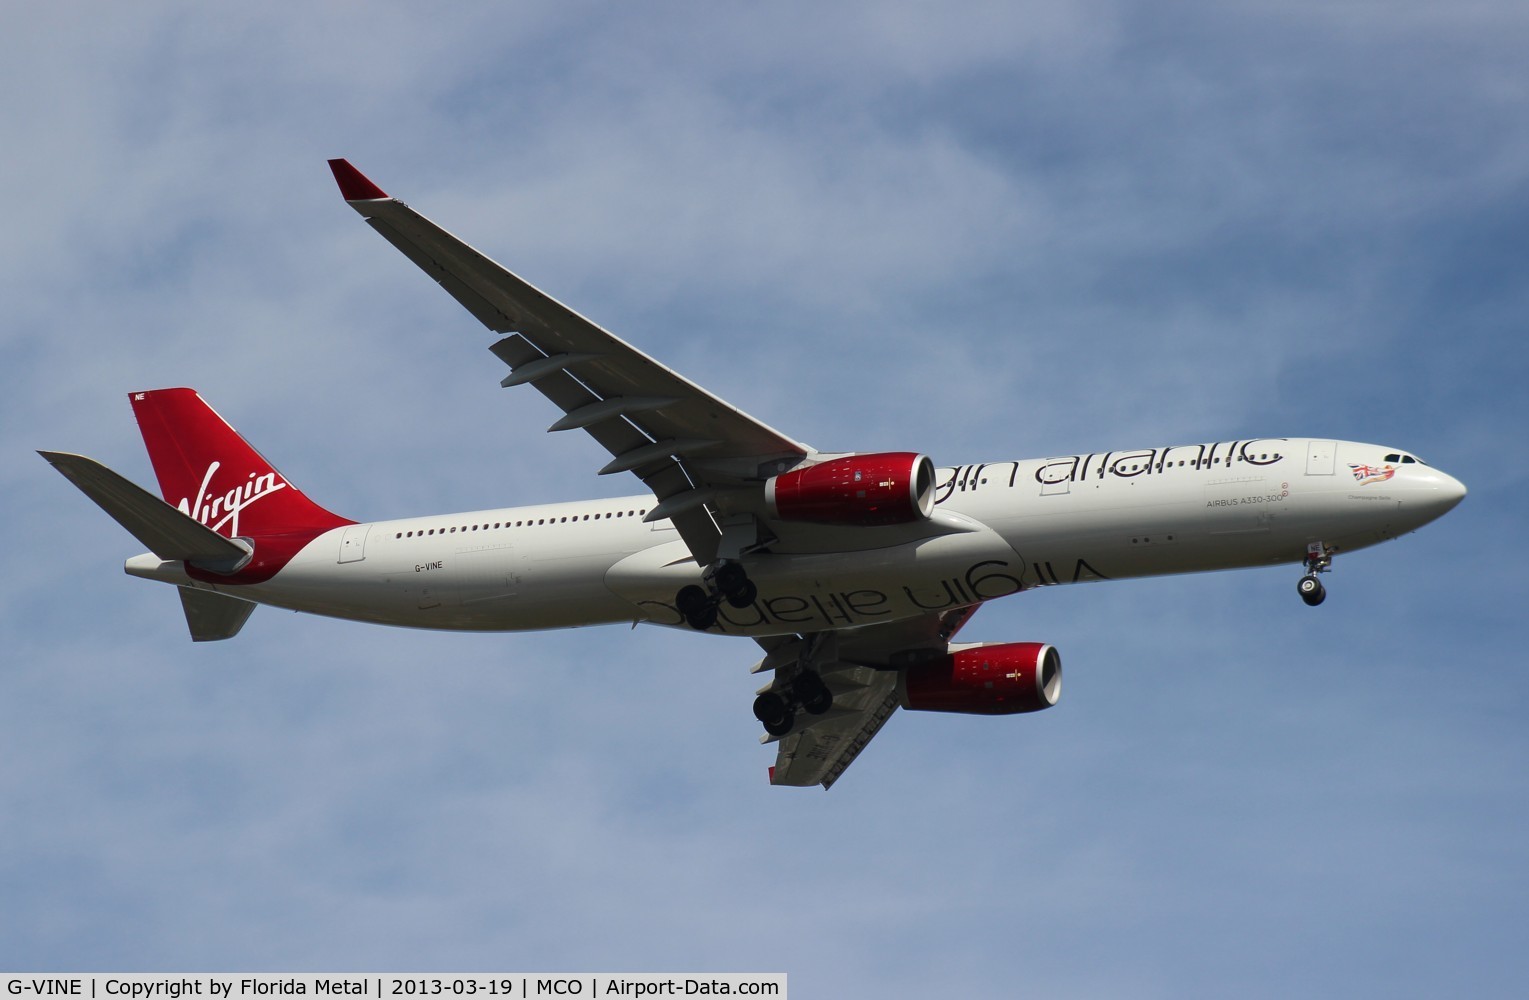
top-left (898, 642), bottom-right (1061, 715)
top-left (765, 452), bottom-right (936, 526)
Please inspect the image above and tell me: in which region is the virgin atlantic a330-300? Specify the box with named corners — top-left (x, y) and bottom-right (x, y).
top-left (41, 160), bottom-right (1466, 788)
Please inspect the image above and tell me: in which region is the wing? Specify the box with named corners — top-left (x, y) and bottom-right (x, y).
top-left (328, 159), bottom-right (812, 564)
top-left (759, 604), bottom-right (981, 789)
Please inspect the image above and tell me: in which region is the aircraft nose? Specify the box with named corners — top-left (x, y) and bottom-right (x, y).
top-left (1421, 468), bottom-right (1467, 517)
top-left (1440, 470), bottom-right (1467, 508)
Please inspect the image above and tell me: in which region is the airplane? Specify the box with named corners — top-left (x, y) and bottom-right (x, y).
top-left (39, 159), bottom-right (1468, 789)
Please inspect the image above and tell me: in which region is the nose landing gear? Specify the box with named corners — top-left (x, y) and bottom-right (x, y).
top-left (1298, 542), bottom-right (1333, 607)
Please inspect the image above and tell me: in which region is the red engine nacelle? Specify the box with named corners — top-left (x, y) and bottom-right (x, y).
top-left (898, 642), bottom-right (1062, 715)
top-left (765, 452), bottom-right (936, 526)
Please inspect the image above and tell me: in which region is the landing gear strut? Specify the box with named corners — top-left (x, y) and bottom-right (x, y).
top-left (1298, 542), bottom-right (1332, 607)
top-left (676, 559), bottom-right (758, 630)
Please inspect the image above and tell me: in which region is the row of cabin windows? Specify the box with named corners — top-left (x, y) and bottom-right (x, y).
top-left (394, 508), bottom-right (649, 540)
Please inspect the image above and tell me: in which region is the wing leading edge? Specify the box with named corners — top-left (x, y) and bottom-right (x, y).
top-left (327, 159), bottom-right (812, 565)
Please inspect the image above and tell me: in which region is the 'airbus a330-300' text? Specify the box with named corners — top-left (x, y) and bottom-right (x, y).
top-left (42, 160), bottom-right (1467, 788)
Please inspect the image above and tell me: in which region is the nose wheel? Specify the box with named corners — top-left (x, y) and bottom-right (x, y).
top-left (1297, 574), bottom-right (1326, 606)
top-left (1298, 542), bottom-right (1333, 607)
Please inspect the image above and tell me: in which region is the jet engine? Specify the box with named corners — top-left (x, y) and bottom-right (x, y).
top-left (764, 452), bottom-right (936, 526)
top-left (897, 642), bottom-right (1061, 715)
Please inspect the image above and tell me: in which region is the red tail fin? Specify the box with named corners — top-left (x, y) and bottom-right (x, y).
top-left (130, 389), bottom-right (352, 538)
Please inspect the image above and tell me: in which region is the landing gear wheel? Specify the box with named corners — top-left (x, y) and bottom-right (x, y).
top-left (801, 688), bottom-right (833, 716)
top-left (714, 562), bottom-right (758, 609)
top-left (676, 584), bottom-right (709, 615)
top-left (763, 712), bottom-right (795, 738)
top-left (753, 692), bottom-right (794, 737)
top-left (1298, 575), bottom-right (1326, 607)
top-left (676, 585), bottom-right (717, 630)
top-left (715, 562), bottom-right (748, 594)
top-left (724, 578), bottom-right (758, 609)
top-left (794, 672), bottom-right (833, 716)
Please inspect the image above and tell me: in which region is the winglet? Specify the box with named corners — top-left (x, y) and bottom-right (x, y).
top-left (327, 158), bottom-right (388, 201)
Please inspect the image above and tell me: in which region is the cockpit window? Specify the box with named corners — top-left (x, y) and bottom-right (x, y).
top-left (1384, 452), bottom-right (1427, 466)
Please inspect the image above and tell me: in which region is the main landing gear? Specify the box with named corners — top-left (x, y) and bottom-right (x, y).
top-left (752, 670), bottom-right (833, 737)
top-left (675, 560), bottom-right (758, 630)
top-left (1298, 541), bottom-right (1333, 607)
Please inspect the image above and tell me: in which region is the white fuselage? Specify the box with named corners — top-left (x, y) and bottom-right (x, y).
top-left (126, 438), bottom-right (1466, 637)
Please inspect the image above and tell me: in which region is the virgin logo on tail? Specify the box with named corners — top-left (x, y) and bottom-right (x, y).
top-left (177, 461), bottom-right (288, 536)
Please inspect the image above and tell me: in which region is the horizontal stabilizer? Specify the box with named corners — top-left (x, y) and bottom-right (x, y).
top-left (178, 586), bottom-right (257, 641)
top-left (38, 451), bottom-right (251, 571)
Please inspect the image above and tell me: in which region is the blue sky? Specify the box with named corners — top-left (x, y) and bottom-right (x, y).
top-left (3, 3), bottom-right (1526, 995)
